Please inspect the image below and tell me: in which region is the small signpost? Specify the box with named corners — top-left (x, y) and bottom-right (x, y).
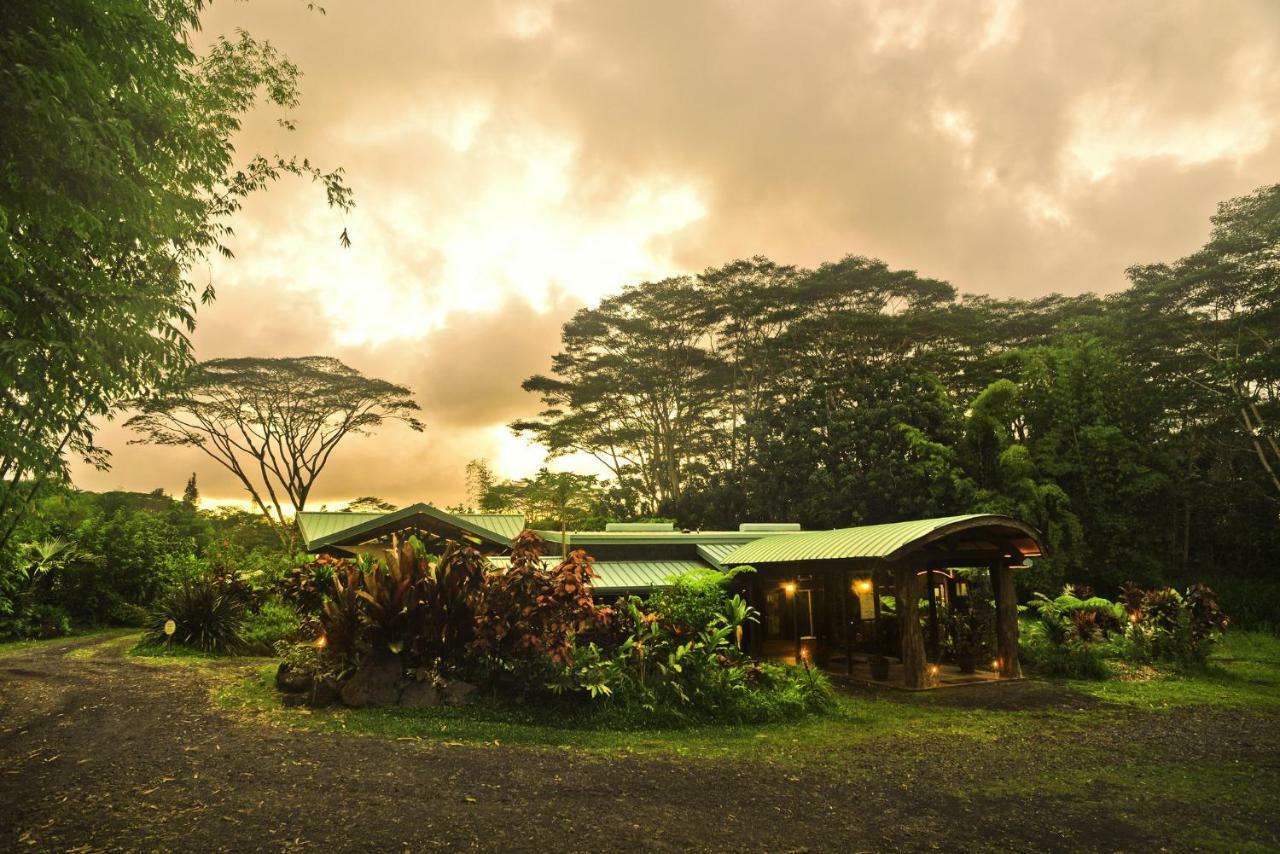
top-left (163, 618), bottom-right (176, 652)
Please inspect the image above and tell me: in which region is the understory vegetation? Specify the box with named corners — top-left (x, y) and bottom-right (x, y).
top-left (1019, 582), bottom-right (1230, 679)
top-left (269, 531), bottom-right (832, 723)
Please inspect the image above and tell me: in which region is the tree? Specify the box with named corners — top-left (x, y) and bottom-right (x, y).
top-left (479, 469), bottom-right (605, 556)
top-left (342, 496), bottom-right (397, 513)
top-left (126, 357), bottom-right (422, 544)
top-left (0, 0), bottom-right (352, 549)
top-left (182, 473), bottom-right (200, 507)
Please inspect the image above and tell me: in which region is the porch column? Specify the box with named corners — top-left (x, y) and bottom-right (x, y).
top-left (990, 562), bottom-right (1021, 678)
top-left (893, 563), bottom-right (928, 689)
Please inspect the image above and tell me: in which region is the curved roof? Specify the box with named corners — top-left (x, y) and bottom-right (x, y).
top-left (719, 514), bottom-right (1043, 567)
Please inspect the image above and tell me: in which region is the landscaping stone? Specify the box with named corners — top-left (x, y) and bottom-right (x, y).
top-left (280, 693), bottom-right (308, 708)
top-left (443, 680), bottom-right (478, 707)
top-left (340, 655), bottom-right (403, 708)
top-left (398, 681), bottom-right (441, 709)
top-left (275, 662), bottom-right (313, 694)
top-left (308, 676), bottom-right (341, 708)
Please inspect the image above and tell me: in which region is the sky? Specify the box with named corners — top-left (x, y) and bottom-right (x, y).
top-left (69, 0), bottom-right (1280, 510)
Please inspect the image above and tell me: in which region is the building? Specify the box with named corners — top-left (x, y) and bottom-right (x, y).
top-left (298, 504), bottom-right (1044, 689)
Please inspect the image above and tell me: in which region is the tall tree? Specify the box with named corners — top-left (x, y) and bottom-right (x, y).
top-left (0, 0), bottom-right (352, 548)
top-left (126, 357), bottom-right (422, 543)
top-left (182, 473), bottom-right (199, 507)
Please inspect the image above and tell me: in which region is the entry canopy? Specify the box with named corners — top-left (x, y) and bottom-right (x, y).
top-left (719, 514), bottom-right (1043, 567)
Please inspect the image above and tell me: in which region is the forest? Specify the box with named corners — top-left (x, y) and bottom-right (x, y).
top-left (513, 185), bottom-right (1280, 622)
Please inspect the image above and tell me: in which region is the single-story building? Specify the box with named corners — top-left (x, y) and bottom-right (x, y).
top-left (297, 504), bottom-right (1044, 689)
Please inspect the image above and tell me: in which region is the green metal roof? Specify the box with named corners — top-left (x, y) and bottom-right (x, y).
top-left (719, 514), bottom-right (1044, 566)
top-left (486, 555), bottom-right (713, 593)
top-left (696, 542), bottom-right (742, 568)
top-left (535, 530), bottom-right (767, 546)
top-left (456, 513), bottom-right (527, 540)
top-left (297, 511), bottom-right (385, 547)
top-left (301, 504), bottom-right (514, 551)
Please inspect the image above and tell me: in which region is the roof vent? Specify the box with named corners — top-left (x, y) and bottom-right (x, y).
top-left (738, 522), bottom-right (802, 532)
top-left (605, 522), bottom-right (676, 532)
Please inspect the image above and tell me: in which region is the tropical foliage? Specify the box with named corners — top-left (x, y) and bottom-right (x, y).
top-left (0, 0), bottom-right (350, 549)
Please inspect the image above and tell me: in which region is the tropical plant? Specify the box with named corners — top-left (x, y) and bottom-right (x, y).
top-left (473, 531), bottom-right (609, 668)
top-left (241, 601), bottom-right (303, 655)
top-left (146, 577), bottom-right (247, 654)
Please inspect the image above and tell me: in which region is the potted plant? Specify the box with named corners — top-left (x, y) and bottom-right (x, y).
top-left (870, 655), bottom-right (891, 681)
top-left (946, 598), bottom-right (992, 675)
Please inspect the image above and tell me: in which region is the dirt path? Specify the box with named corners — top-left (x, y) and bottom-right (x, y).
top-left (1, 635), bottom-right (1276, 852)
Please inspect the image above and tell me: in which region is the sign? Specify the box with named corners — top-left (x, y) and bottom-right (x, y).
top-left (163, 619), bottom-right (177, 637)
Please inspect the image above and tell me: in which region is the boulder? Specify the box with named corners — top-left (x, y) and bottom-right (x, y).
top-left (280, 692), bottom-right (308, 708)
top-left (308, 676), bottom-right (341, 708)
top-left (398, 681), bottom-right (441, 709)
top-left (275, 662), bottom-right (313, 694)
top-left (443, 680), bottom-right (478, 707)
top-left (340, 655), bottom-right (403, 708)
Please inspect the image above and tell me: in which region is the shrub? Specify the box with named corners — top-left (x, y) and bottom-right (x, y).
top-left (315, 538), bottom-right (488, 669)
top-left (1119, 582), bottom-right (1229, 667)
top-left (473, 532), bottom-right (611, 671)
top-left (146, 577), bottom-right (247, 654)
top-left (241, 601), bottom-right (303, 655)
top-left (553, 588), bottom-right (833, 722)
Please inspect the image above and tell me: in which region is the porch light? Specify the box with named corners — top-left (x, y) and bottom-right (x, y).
top-left (854, 579), bottom-right (872, 594)
top-left (315, 634), bottom-right (328, 649)
top-left (991, 658), bottom-right (1000, 670)
top-left (783, 582), bottom-right (796, 594)
top-left (929, 665), bottom-right (939, 677)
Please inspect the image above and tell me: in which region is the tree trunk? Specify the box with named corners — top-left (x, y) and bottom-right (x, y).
top-left (991, 563), bottom-right (1021, 679)
top-left (894, 564), bottom-right (927, 689)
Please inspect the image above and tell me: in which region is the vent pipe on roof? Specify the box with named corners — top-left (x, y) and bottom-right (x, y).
top-left (738, 522), bottom-right (802, 532)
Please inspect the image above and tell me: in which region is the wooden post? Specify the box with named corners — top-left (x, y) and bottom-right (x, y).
top-left (926, 569), bottom-right (940, 662)
top-left (839, 568), bottom-right (852, 675)
top-left (990, 562), bottom-right (1021, 678)
top-left (746, 572), bottom-right (763, 658)
top-left (894, 564), bottom-right (927, 689)
top-left (791, 575), bottom-right (801, 663)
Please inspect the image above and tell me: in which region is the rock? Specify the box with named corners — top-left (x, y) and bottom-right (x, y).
top-left (308, 676), bottom-right (340, 708)
top-left (280, 693), bottom-right (308, 708)
top-left (443, 680), bottom-right (478, 707)
top-left (340, 655), bottom-right (403, 708)
top-left (398, 681), bottom-right (441, 709)
top-left (276, 662), bottom-right (313, 694)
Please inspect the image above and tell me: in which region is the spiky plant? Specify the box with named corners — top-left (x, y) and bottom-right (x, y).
top-left (148, 578), bottom-right (246, 653)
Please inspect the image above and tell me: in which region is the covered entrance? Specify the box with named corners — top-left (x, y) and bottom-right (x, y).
top-left (721, 514), bottom-right (1045, 689)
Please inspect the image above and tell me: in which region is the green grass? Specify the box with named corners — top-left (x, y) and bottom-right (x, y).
top-left (1067, 630), bottom-right (1280, 711)
top-left (0, 627), bottom-right (137, 658)
top-left (216, 663), bottom-right (1061, 761)
top-left (210, 629), bottom-right (1280, 765)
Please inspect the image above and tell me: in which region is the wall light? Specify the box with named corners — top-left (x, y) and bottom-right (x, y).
top-left (315, 634), bottom-right (328, 649)
top-left (991, 658), bottom-right (1000, 671)
top-left (783, 582), bottom-right (797, 594)
top-left (854, 579), bottom-right (873, 594)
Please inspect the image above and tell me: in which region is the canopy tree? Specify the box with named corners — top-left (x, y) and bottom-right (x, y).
top-left (0, 0), bottom-right (351, 549)
top-left (126, 357), bottom-right (422, 544)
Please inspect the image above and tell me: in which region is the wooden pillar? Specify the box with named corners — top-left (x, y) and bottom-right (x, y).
top-left (839, 568), bottom-right (852, 675)
top-left (746, 572), bottom-right (763, 658)
top-left (990, 562), bottom-right (1021, 678)
top-left (789, 574), bottom-right (801, 662)
top-left (926, 570), bottom-right (940, 661)
top-left (894, 564), bottom-right (927, 689)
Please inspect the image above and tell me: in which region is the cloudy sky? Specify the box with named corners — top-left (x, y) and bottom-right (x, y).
top-left (70, 0), bottom-right (1280, 510)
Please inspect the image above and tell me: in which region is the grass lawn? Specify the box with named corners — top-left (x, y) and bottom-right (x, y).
top-left (0, 627), bottom-right (138, 658)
